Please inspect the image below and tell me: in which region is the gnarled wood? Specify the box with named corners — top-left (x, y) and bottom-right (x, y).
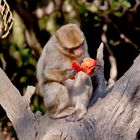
top-left (0, 43), bottom-right (140, 140)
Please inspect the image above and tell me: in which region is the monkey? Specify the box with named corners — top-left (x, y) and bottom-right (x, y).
top-left (37, 23), bottom-right (93, 121)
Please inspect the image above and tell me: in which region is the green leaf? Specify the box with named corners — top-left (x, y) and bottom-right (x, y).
top-left (112, 0), bottom-right (120, 8)
top-left (87, 4), bottom-right (98, 13)
top-left (94, 16), bottom-right (101, 21)
top-left (20, 76), bottom-right (27, 83)
top-left (78, 4), bottom-right (86, 14)
top-left (21, 48), bottom-right (30, 62)
top-left (113, 11), bottom-right (122, 17)
top-left (122, 1), bottom-right (131, 9)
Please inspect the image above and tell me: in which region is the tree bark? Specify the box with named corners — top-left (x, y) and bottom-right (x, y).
top-left (0, 44), bottom-right (140, 140)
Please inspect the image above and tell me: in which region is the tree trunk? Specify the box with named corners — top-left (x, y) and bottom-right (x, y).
top-left (0, 44), bottom-right (140, 140)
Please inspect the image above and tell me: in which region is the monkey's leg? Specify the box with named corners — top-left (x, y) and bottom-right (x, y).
top-left (44, 82), bottom-right (75, 119)
top-left (66, 86), bottom-right (91, 122)
top-left (74, 85), bottom-right (92, 119)
top-left (66, 72), bottom-right (93, 122)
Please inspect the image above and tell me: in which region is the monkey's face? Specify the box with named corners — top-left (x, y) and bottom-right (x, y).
top-left (55, 24), bottom-right (86, 58)
top-left (56, 39), bottom-right (85, 58)
top-left (66, 43), bottom-right (85, 57)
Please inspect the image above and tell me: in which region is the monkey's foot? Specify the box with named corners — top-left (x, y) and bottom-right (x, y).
top-left (65, 109), bottom-right (86, 122)
top-left (65, 114), bottom-right (81, 122)
top-left (63, 107), bottom-right (76, 116)
top-left (52, 107), bottom-right (75, 118)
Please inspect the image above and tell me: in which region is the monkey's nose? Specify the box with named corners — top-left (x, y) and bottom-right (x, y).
top-left (74, 48), bottom-right (83, 56)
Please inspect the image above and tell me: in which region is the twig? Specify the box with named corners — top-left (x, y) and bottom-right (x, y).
top-left (110, 21), bottom-right (139, 51)
top-left (33, 1), bottom-right (56, 18)
top-left (90, 42), bottom-right (107, 104)
top-left (101, 24), bottom-right (117, 81)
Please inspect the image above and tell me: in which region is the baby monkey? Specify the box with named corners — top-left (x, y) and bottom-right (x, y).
top-left (37, 23), bottom-right (93, 121)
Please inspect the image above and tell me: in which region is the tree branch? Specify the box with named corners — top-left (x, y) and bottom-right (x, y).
top-left (0, 68), bottom-right (36, 139)
top-left (0, 44), bottom-right (140, 139)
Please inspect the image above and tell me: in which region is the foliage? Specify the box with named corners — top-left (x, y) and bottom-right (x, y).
top-left (0, 0), bottom-right (140, 139)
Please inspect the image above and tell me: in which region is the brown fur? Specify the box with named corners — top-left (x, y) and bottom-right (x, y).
top-left (55, 26), bottom-right (84, 49)
top-left (37, 23), bottom-right (93, 121)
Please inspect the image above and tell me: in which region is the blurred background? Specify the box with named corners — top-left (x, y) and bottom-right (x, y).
top-left (0, 0), bottom-right (140, 139)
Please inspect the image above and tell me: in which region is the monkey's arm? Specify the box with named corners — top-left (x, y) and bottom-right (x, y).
top-left (43, 67), bottom-right (76, 83)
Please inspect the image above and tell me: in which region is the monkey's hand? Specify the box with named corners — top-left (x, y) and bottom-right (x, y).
top-left (64, 69), bottom-right (76, 79)
top-left (43, 67), bottom-right (76, 83)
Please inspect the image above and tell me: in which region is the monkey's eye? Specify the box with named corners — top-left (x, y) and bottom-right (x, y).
top-left (71, 42), bottom-right (84, 51)
top-left (64, 46), bottom-right (79, 52)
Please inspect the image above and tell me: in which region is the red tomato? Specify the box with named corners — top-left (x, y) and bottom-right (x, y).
top-left (71, 60), bottom-right (81, 72)
top-left (81, 58), bottom-right (96, 75)
top-left (71, 58), bottom-right (96, 76)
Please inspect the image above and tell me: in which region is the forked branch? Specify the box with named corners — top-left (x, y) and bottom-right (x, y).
top-left (0, 43), bottom-right (140, 140)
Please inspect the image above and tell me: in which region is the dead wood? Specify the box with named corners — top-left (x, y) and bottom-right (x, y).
top-left (0, 43), bottom-right (140, 140)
